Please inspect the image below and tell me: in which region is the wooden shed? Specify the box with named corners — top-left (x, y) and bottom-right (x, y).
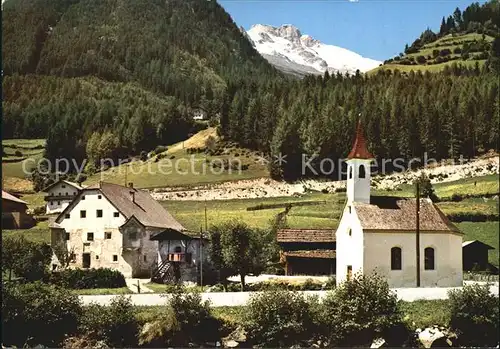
top-left (462, 240), bottom-right (495, 272)
top-left (277, 229), bottom-right (336, 276)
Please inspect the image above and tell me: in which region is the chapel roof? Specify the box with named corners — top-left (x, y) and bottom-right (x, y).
top-left (347, 121), bottom-right (374, 160)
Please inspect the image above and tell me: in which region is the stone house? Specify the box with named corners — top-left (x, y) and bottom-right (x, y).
top-left (43, 180), bottom-right (83, 214)
top-left (50, 181), bottom-right (188, 278)
top-left (336, 122), bottom-right (463, 287)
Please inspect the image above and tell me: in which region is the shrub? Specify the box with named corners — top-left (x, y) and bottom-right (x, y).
top-left (453, 47), bottom-right (462, 54)
top-left (451, 193), bottom-right (463, 202)
top-left (440, 48), bottom-right (452, 56)
top-left (448, 283), bottom-right (499, 347)
top-left (416, 55), bottom-right (427, 64)
top-left (2, 282), bottom-right (82, 347)
top-left (319, 274), bottom-right (410, 347)
top-left (139, 288), bottom-right (220, 347)
top-left (49, 268), bottom-right (126, 289)
top-left (11, 238), bottom-right (52, 281)
top-left (79, 296), bottom-right (138, 347)
top-left (244, 290), bottom-right (319, 347)
top-left (14, 150), bottom-right (23, 157)
top-left (139, 150), bottom-right (148, 161)
top-left (335, 187), bottom-right (347, 193)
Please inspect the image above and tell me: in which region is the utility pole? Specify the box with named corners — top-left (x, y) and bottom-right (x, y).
top-left (416, 182), bottom-right (421, 287)
top-left (200, 225), bottom-right (203, 288)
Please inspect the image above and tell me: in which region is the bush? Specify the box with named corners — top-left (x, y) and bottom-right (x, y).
top-left (9, 238), bottom-right (53, 281)
top-left (335, 187), bottom-right (347, 193)
top-left (416, 55), bottom-right (427, 64)
top-left (79, 296), bottom-right (138, 347)
top-left (448, 283), bottom-right (499, 347)
top-left (451, 193), bottom-right (464, 202)
top-left (440, 48), bottom-right (452, 56)
top-left (139, 288), bottom-right (220, 347)
top-left (14, 150), bottom-right (23, 157)
top-left (244, 290), bottom-right (319, 347)
top-left (49, 268), bottom-right (126, 289)
top-left (2, 282), bottom-right (82, 347)
top-left (319, 274), bottom-right (410, 347)
top-left (453, 47), bottom-right (462, 54)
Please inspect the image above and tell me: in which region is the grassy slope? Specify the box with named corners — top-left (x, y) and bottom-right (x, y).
top-left (372, 33), bottom-right (493, 74)
top-left (2, 138), bottom-right (46, 193)
top-left (161, 192), bottom-right (344, 231)
top-left (84, 128), bottom-right (269, 189)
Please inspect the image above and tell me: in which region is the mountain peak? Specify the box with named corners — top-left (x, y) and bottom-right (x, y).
top-left (247, 24), bottom-right (381, 77)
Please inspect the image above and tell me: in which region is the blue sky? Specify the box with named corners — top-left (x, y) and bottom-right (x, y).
top-left (219, 0), bottom-right (484, 61)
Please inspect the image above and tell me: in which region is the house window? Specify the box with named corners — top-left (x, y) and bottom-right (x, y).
top-left (348, 166), bottom-right (353, 179)
top-left (348, 229), bottom-right (352, 236)
top-left (359, 165), bottom-right (366, 178)
top-left (347, 265), bottom-right (353, 281)
top-left (424, 247), bottom-right (435, 270)
top-left (70, 253), bottom-right (76, 263)
top-left (62, 184), bottom-right (66, 188)
top-left (129, 231), bottom-right (137, 240)
top-left (98, 195), bottom-right (102, 199)
top-left (57, 201), bottom-right (61, 205)
top-left (348, 206), bottom-right (351, 214)
top-left (113, 255), bottom-right (118, 262)
top-left (50, 201), bottom-right (53, 205)
top-left (96, 209), bottom-right (103, 218)
top-left (65, 192), bottom-right (68, 196)
top-left (143, 255), bottom-right (147, 262)
top-left (96, 255), bottom-right (99, 260)
top-left (65, 213), bottom-right (70, 219)
top-left (80, 210), bottom-right (86, 218)
top-left (114, 212), bottom-right (119, 217)
top-left (81, 196), bottom-right (85, 200)
top-left (87, 232), bottom-right (94, 241)
top-left (105, 232), bottom-right (112, 239)
top-left (391, 247), bottom-right (402, 270)
top-left (65, 232), bottom-right (70, 241)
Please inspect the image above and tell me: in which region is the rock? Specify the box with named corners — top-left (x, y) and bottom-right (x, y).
top-left (370, 337), bottom-right (386, 348)
top-left (418, 327), bottom-right (446, 348)
top-left (224, 340), bottom-right (239, 348)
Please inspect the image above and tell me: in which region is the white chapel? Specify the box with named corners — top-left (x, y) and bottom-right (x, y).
top-left (335, 122), bottom-right (463, 287)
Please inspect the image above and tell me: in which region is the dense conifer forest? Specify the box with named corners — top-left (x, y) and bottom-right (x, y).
top-left (2, 0), bottom-right (499, 180)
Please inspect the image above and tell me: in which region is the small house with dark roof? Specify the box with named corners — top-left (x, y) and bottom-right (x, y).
top-left (277, 229), bottom-right (336, 276)
top-left (50, 181), bottom-right (205, 279)
top-left (43, 179), bottom-right (84, 214)
top-left (2, 190), bottom-right (35, 229)
top-left (336, 122), bottom-right (463, 287)
top-left (462, 240), bottom-right (495, 272)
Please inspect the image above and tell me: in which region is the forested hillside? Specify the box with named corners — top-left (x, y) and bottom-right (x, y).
top-left (2, 0), bottom-right (279, 163)
top-left (380, 1), bottom-right (499, 72)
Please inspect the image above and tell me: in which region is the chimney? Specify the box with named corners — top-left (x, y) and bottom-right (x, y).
top-left (128, 182), bottom-right (133, 189)
top-left (130, 190), bottom-right (135, 203)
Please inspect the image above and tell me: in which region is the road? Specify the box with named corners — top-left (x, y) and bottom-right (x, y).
top-left (80, 283), bottom-right (499, 306)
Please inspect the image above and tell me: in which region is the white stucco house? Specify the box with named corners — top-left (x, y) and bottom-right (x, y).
top-left (336, 122), bottom-right (463, 287)
top-left (43, 180), bottom-right (83, 214)
top-left (50, 181), bottom-right (207, 280)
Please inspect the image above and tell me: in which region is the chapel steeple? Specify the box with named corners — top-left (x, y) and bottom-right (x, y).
top-left (346, 121), bottom-right (373, 204)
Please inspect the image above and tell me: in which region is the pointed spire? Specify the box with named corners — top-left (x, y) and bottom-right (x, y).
top-left (347, 120), bottom-right (374, 160)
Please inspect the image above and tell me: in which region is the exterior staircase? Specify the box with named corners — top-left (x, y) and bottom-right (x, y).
top-left (151, 258), bottom-right (177, 284)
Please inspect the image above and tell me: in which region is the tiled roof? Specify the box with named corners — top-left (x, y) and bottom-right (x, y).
top-left (55, 182), bottom-right (185, 231)
top-left (98, 182), bottom-right (186, 231)
top-left (277, 229), bottom-right (336, 243)
top-left (347, 121), bottom-right (374, 160)
top-left (283, 249), bottom-right (336, 259)
top-left (354, 197), bottom-right (461, 233)
top-left (42, 179), bottom-right (83, 192)
top-left (2, 190), bottom-right (27, 205)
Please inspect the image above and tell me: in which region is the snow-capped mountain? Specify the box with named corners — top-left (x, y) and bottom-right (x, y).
top-left (246, 24), bottom-right (381, 77)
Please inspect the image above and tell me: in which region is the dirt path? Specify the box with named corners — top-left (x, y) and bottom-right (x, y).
top-left (149, 156), bottom-right (499, 201)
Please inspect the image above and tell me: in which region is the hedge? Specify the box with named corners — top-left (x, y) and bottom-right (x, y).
top-left (49, 268), bottom-right (126, 289)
